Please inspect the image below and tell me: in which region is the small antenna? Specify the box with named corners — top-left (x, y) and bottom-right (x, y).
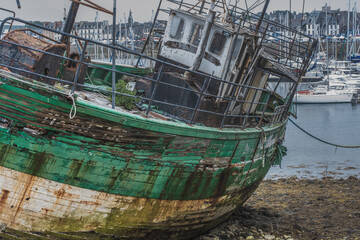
top-left (64, 0), bottom-right (67, 20)
top-left (16, 0), bottom-right (21, 9)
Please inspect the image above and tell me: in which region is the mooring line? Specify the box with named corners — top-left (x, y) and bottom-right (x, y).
top-left (289, 118), bottom-right (360, 149)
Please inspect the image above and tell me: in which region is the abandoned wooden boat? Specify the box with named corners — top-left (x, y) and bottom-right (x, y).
top-left (0, 0), bottom-right (316, 239)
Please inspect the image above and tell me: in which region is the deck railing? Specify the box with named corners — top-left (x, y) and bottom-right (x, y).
top-left (0, 17), bottom-right (314, 129)
top-left (166, 0), bottom-right (316, 77)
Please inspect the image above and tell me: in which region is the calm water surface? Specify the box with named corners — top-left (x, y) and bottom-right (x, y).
top-left (267, 103), bottom-right (360, 179)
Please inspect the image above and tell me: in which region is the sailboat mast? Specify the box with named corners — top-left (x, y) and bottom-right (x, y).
top-left (326, 3), bottom-right (330, 90)
top-left (289, 0), bottom-right (291, 27)
top-left (111, 0), bottom-right (117, 109)
top-left (347, 0), bottom-right (351, 57)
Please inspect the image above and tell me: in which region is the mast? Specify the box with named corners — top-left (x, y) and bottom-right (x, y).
top-left (255, 0), bottom-right (270, 34)
top-left (325, 3), bottom-right (330, 90)
top-left (289, 0), bottom-right (291, 28)
top-left (95, 11), bottom-right (99, 59)
top-left (347, 0), bottom-right (350, 58)
top-left (61, 0), bottom-right (81, 44)
top-left (111, 0), bottom-right (117, 109)
top-left (352, 3), bottom-right (357, 58)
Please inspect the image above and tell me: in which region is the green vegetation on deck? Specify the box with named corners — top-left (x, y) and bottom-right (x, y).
top-left (86, 62), bottom-right (151, 86)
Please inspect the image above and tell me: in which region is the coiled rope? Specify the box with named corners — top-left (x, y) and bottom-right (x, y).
top-left (289, 118), bottom-right (360, 149)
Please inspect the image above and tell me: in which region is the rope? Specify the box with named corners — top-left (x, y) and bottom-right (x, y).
top-left (256, 127), bottom-right (267, 167)
top-left (289, 118), bottom-right (360, 149)
top-left (69, 93), bottom-right (77, 119)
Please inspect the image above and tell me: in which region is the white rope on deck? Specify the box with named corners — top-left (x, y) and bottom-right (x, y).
top-left (69, 92), bottom-right (77, 119)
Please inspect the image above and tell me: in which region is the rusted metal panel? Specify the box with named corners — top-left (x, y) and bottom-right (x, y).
top-left (0, 30), bottom-right (66, 85)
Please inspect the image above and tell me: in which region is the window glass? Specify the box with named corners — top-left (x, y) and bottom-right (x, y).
top-left (188, 23), bottom-right (204, 46)
top-left (231, 38), bottom-right (243, 60)
top-left (170, 17), bottom-right (185, 40)
top-left (209, 32), bottom-right (227, 56)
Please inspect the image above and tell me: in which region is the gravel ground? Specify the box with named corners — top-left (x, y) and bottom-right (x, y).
top-left (197, 177), bottom-right (360, 240)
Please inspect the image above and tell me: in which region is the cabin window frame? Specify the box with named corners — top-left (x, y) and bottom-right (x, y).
top-left (188, 22), bottom-right (204, 47)
top-left (169, 16), bottom-right (186, 40)
top-left (231, 37), bottom-right (244, 61)
top-left (209, 31), bottom-right (228, 56)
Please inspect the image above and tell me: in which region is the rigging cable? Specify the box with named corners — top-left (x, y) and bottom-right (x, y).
top-left (289, 118), bottom-right (360, 149)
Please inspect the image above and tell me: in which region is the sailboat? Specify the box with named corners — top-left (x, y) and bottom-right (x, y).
top-left (0, 0), bottom-right (316, 239)
top-left (296, 3), bottom-right (354, 104)
top-left (294, 82), bottom-right (354, 103)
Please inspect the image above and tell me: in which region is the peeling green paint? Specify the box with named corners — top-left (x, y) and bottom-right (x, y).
top-left (0, 71), bottom-right (288, 237)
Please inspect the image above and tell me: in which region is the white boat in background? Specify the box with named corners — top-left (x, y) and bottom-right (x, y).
top-left (294, 83), bottom-right (354, 104)
top-left (301, 68), bottom-right (324, 83)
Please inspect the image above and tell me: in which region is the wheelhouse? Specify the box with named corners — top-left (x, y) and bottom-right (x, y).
top-left (159, 9), bottom-right (243, 79)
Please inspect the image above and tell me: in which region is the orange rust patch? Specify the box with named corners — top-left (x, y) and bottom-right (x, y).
top-left (149, 112), bottom-right (169, 121)
top-left (0, 66), bottom-right (10, 72)
top-left (55, 188), bottom-right (66, 198)
top-left (41, 208), bottom-right (52, 214)
top-left (54, 188), bottom-right (74, 199)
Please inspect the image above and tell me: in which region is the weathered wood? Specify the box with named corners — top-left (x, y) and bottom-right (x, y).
top-left (0, 72), bottom-right (286, 238)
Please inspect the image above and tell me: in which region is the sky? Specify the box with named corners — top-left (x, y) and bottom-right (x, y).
top-left (0, 0), bottom-right (354, 24)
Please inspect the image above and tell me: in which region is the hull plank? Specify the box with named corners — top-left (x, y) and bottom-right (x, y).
top-left (0, 166), bottom-right (263, 238)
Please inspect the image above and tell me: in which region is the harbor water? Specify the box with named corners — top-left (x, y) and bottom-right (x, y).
top-left (267, 103), bottom-right (360, 179)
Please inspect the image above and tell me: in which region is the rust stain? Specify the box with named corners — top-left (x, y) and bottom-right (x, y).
top-left (0, 145), bottom-right (9, 166)
top-left (241, 136), bottom-right (262, 189)
top-left (54, 188), bottom-right (66, 198)
top-left (79, 200), bottom-right (101, 206)
top-left (54, 187), bottom-right (74, 199)
top-left (10, 175), bottom-right (36, 226)
top-left (214, 167), bottom-right (232, 197)
top-left (51, 187), bottom-right (75, 214)
top-left (41, 208), bottom-right (51, 215)
top-left (65, 159), bottom-right (84, 185)
top-left (181, 166), bottom-right (205, 199)
top-left (149, 112), bottom-right (169, 121)
top-left (0, 189), bottom-right (10, 215)
top-left (0, 66), bottom-right (10, 72)
top-left (106, 167), bottom-right (121, 191)
top-left (28, 151), bottom-right (49, 175)
top-left (10, 151), bottom-right (50, 226)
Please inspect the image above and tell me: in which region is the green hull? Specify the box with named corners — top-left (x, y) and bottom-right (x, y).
top-left (0, 71), bottom-right (286, 238)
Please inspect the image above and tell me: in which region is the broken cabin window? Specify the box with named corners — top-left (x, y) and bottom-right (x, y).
top-left (209, 32), bottom-right (227, 56)
top-left (188, 23), bottom-right (204, 46)
top-left (231, 37), bottom-right (244, 61)
top-left (170, 17), bottom-right (185, 40)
